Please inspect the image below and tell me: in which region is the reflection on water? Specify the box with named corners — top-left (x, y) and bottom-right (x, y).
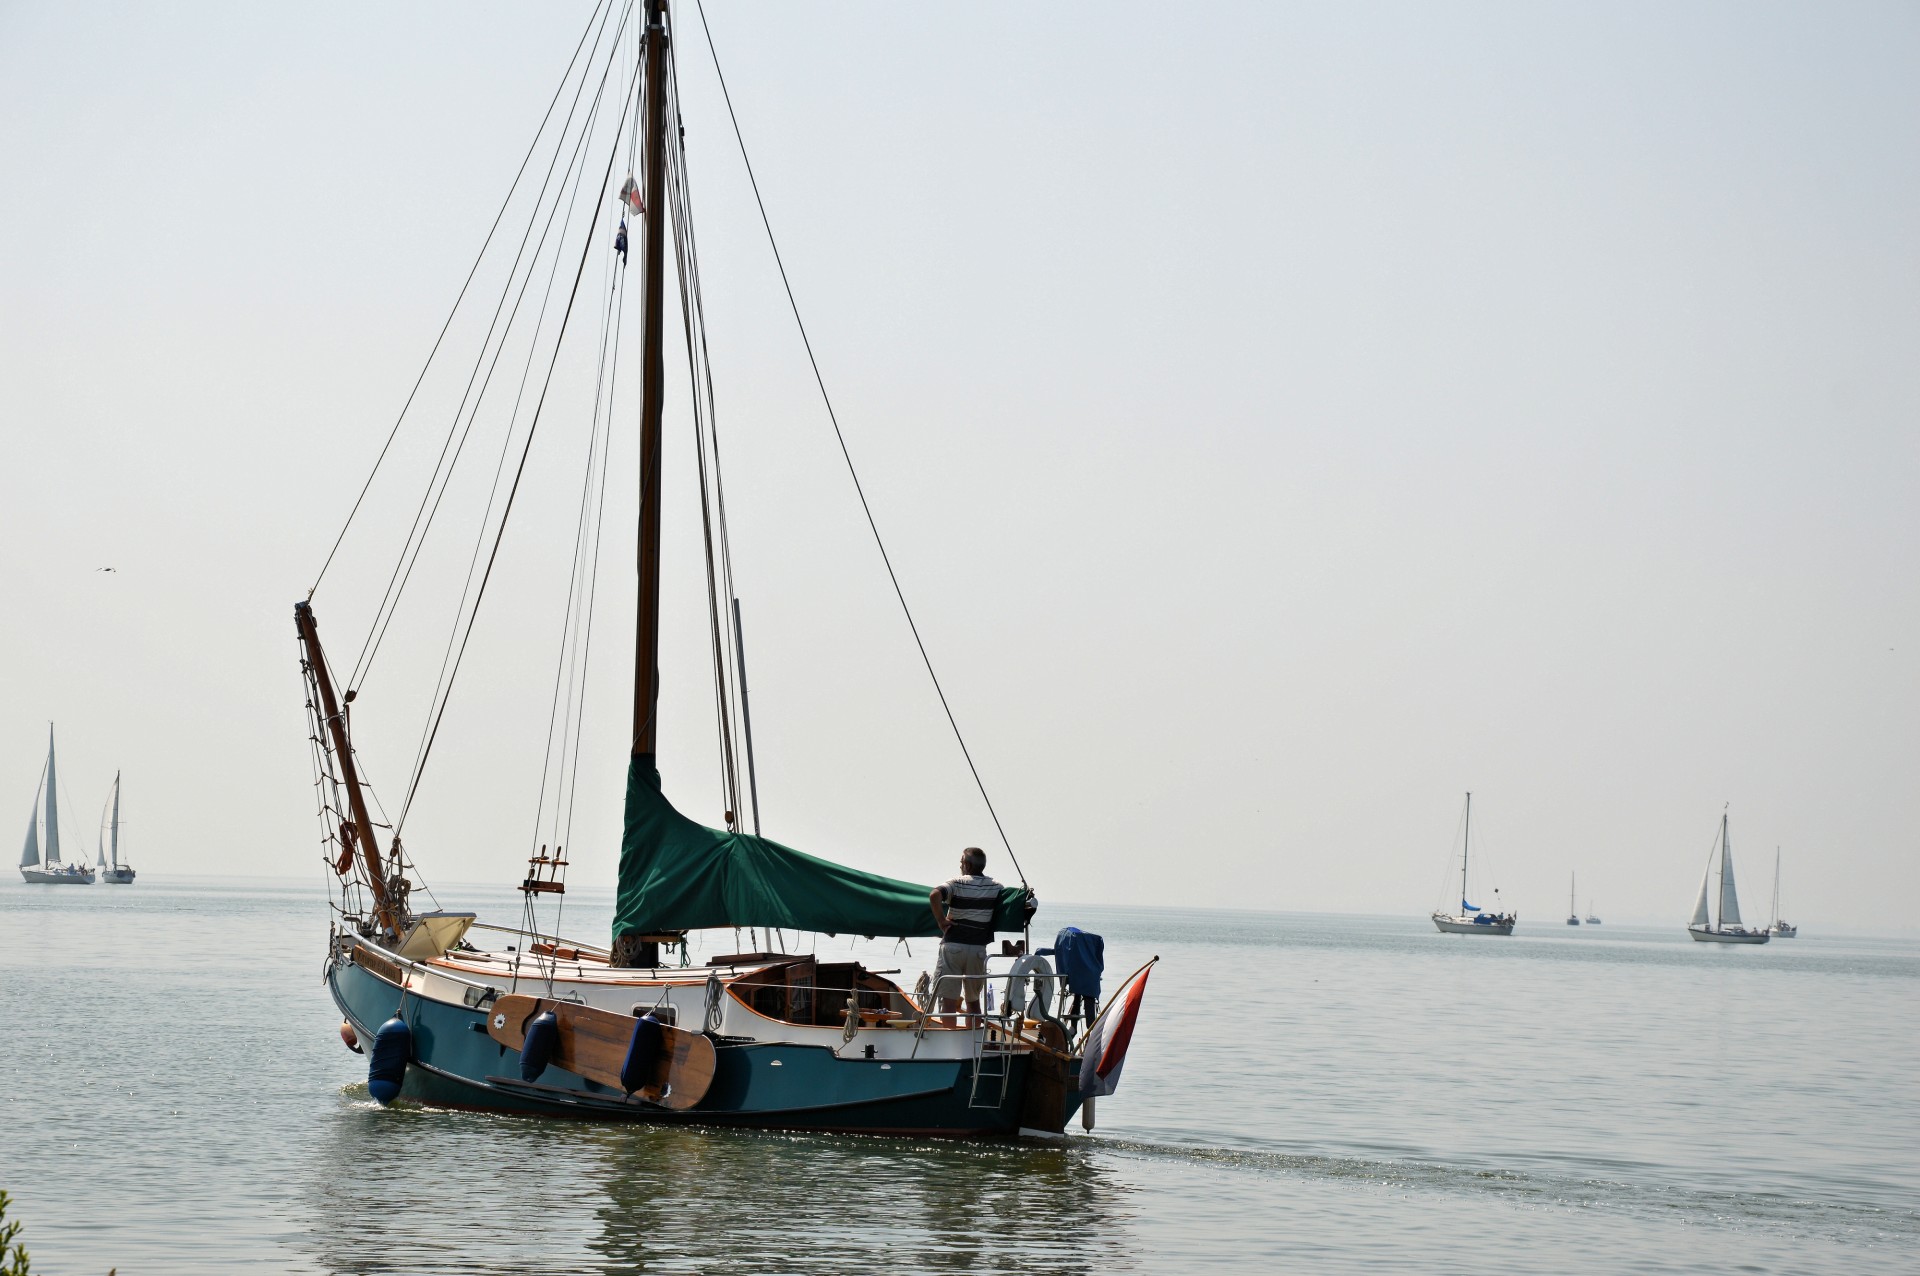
top-left (591, 1128), bottom-right (1132, 1274)
top-left (300, 1097), bottom-right (1138, 1275)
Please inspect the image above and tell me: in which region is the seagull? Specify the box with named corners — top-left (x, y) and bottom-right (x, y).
top-left (97, 567), bottom-right (117, 573)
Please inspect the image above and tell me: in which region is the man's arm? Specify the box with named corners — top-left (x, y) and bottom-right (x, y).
top-left (928, 886), bottom-right (950, 934)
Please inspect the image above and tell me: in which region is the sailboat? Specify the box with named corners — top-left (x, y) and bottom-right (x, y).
top-left (19, 725), bottom-right (93, 884)
top-left (1768, 848), bottom-right (1795, 937)
top-left (294, 0), bottom-right (1150, 1137)
top-left (1566, 872), bottom-right (1580, 925)
top-left (1432, 792), bottom-right (1515, 934)
top-left (97, 772), bottom-right (135, 884)
top-left (1585, 901), bottom-right (1601, 924)
top-left (1687, 811), bottom-right (1769, 943)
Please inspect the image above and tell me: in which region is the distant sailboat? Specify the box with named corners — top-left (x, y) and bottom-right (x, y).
top-left (1432, 792), bottom-right (1515, 935)
top-left (98, 771), bottom-right (135, 884)
top-left (1687, 811), bottom-right (1767, 944)
top-left (1585, 901), bottom-right (1602, 925)
top-left (1566, 872), bottom-right (1580, 925)
top-left (1768, 847), bottom-right (1794, 937)
top-left (19, 725), bottom-right (93, 885)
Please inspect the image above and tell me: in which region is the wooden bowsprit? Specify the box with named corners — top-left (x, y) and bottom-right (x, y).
top-left (486, 993), bottom-right (716, 1110)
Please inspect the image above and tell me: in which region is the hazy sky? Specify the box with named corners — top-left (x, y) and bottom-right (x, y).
top-left (2, 2), bottom-right (1915, 930)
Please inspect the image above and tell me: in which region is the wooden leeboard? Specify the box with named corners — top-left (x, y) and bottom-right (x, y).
top-left (486, 993), bottom-right (716, 1111)
top-left (1017, 1019), bottom-right (1071, 1135)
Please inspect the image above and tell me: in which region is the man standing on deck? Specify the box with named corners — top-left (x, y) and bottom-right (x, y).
top-left (928, 847), bottom-right (1000, 1027)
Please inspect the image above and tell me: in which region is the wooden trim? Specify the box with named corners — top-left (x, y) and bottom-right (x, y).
top-left (352, 943), bottom-right (403, 987)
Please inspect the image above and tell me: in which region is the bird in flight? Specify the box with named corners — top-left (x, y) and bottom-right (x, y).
top-left (97, 567), bottom-right (116, 573)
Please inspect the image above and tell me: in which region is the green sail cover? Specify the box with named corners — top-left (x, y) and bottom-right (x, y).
top-left (613, 757), bottom-right (1033, 941)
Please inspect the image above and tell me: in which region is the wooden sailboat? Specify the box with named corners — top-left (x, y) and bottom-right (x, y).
top-left (1687, 811), bottom-right (1769, 943)
top-left (19, 725), bottom-right (92, 885)
top-left (1432, 792), bottom-right (1515, 934)
top-left (1566, 871), bottom-right (1580, 925)
top-left (294, 0), bottom-right (1148, 1137)
top-left (97, 771), bottom-right (135, 884)
top-left (1768, 848), bottom-right (1795, 937)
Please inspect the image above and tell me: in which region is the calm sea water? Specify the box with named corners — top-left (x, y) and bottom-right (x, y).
top-left (2, 877), bottom-right (1916, 1273)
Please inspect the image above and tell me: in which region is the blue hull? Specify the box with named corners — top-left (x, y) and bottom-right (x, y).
top-left (329, 956), bottom-right (1050, 1136)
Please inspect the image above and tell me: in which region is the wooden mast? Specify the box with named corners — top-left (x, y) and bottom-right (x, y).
top-left (296, 601), bottom-right (400, 938)
top-left (632, 0), bottom-right (670, 766)
top-left (614, 0), bottom-right (672, 969)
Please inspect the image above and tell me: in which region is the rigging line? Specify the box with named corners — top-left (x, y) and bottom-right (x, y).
top-left (351, 2), bottom-right (636, 693)
top-left (310, 0), bottom-right (616, 599)
top-left (664, 39), bottom-right (740, 640)
top-left (533, 263), bottom-right (624, 853)
top-left (550, 0), bottom-right (644, 856)
top-left (395, 65), bottom-right (641, 837)
top-left (559, 268), bottom-right (629, 851)
top-left (559, 246), bottom-right (631, 856)
top-left (664, 48), bottom-right (752, 823)
top-left (664, 74), bottom-right (743, 828)
top-left (396, 47), bottom-right (641, 796)
top-left (547, 264), bottom-right (624, 844)
top-left (347, 1), bottom-right (630, 694)
top-left (689, 0), bottom-right (1028, 885)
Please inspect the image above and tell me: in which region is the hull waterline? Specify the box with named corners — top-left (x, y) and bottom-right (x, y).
top-left (1432, 914), bottom-right (1514, 936)
top-left (1688, 926), bottom-right (1769, 944)
top-left (20, 867), bottom-right (93, 884)
top-left (327, 943), bottom-right (1068, 1137)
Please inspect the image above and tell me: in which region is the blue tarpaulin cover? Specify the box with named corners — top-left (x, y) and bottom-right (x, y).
top-left (1047, 926), bottom-right (1105, 1001)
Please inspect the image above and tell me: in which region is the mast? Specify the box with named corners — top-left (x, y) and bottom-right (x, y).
top-left (296, 601), bottom-right (401, 938)
top-left (45, 725), bottom-right (60, 865)
top-left (631, 0), bottom-right (670, 768)
top-left (1771, 847), bottom-right (1781, 928)
top-left (1717, 811), bottom-right (1728, 929)
top-left (1461, 791), bottom-right (1471, 912)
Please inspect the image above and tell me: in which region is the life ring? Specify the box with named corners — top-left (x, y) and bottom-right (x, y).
top-left (1007, 953), bottom-right (1055, 1019)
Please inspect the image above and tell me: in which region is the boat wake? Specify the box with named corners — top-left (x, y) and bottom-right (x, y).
top-left (1080, 1133), bottom-right (1920, 1246)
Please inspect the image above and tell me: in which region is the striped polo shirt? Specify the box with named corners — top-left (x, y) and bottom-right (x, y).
top-left (939, 873), bottom-right (1001, 946)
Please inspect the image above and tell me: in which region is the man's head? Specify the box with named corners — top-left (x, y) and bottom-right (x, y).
top-left (960, 846), bottom-right (987, 875)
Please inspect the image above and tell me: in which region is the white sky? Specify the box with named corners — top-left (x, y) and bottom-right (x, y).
top-left (2, 2), bottom-right (1915, 929)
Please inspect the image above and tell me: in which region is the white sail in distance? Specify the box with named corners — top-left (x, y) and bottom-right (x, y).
top-left (19, 806), bottom-right (39, 867)
top-left (1690, 861), bottom-right (1712, 927)
top-left (44, 726), bottom-right (60, 864)
top-left (1719, 837), bottom-right (1743, 926)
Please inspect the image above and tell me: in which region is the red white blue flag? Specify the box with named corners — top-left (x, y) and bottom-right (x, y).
top-left (1080, 962), bottom-right (1153, 1097)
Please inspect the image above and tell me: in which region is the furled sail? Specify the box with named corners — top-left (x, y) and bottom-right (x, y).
top-left (614, 759), bottom-right (1034, 941)
top-left (1718, 839), bottom-right (1743, 927)
top-left (19, 808), bottom-right (38, 867)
